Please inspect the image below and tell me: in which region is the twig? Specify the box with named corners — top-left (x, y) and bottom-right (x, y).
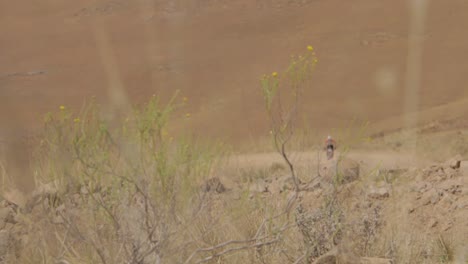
top-left (196, 239), bottom-right (280, 264)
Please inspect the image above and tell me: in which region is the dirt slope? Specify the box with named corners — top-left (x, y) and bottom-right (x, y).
top-left (2, 0), bottom-right (468, 137)
top-left (2, 0), bottom-right (468, 189)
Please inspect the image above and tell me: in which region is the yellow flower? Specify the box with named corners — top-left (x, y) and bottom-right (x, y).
top-left (59, 105), bottom-right (65, 111)
top-left (185, 113), bottom-right (191, 118)
top-left (307, 45), bottom-right (314, 51)
top-left (272, 72), bottom-right (278, 77)
top-left (73, 118), bottom-right (80, 123)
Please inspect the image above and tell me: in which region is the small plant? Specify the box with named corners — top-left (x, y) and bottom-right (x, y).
top-left (22, 93), bottom-right (232, 263)
top-left (260, 45), bottom-right (318, 192)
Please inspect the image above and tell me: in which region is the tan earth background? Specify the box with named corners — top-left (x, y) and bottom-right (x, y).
top-left (2, 0), bottom-right (468, 191)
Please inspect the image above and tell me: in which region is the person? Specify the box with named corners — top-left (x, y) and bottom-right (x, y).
top-left (324, 135), bottom-right (337, 159)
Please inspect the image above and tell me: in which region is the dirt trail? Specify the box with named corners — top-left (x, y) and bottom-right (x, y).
top-left (228, 149), bottom-right (431, 172)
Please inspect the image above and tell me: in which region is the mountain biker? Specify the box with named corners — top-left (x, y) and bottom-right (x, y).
top-left (324, 135), bottom-right (337, 159)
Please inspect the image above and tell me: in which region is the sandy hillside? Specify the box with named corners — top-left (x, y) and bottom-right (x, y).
top-left (2, 0), bottom-right (468, 188)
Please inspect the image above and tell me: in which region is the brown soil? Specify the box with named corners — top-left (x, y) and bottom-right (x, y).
top-left (1, 1), bottom-right (468, 192)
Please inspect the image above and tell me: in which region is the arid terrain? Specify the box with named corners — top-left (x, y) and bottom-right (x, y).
top-left (1, 0), bottom-right (468, 263)
top-left (2, 0), bottom-right (468, 182)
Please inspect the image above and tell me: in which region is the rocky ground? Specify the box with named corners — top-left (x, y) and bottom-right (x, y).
top-left (1, 152), bottom-right (466, 263)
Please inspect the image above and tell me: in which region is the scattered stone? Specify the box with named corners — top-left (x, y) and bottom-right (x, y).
top-left (368, 187), bottom-right (390, 200)
top-left (412, 182), bottom-right (427, 193)
top-left (249, 179), bottom-right (268, 193)
top-left (445, 155), bottom-right (462, 169)
top-left (415, 192), bottom-right (422, 200)
top-left (430, 193), bottom-right (441, 205)
top-left (428, 218), bottom-right (438, 228)
top-left (80, 185), bottom-right (89, 195)
top-left (420, 189), bottom-right (439, 206)
top-left (201, 177), bottom-right (226, 193)
top-left (442, 221), bottom-right (453, 231)
top-left (314, 254), bottom-right (336, 264)
top-left (2, 190), bottom-right (26, 209)
top-left (444, 166), bottom-right (458, 178)
top-left (439, 180), bottom-right (462, 195)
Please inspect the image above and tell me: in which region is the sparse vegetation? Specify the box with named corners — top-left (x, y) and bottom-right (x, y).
top-left (260, 45), bottom-right (318, 192)
top-left (1, 45), bottom-right (467, 264)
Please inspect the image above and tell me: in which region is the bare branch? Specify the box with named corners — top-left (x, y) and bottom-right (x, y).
top-left (196, 238), bottom-right (280, 264)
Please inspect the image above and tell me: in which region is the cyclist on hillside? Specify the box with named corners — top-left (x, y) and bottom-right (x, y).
top-left (324, 135), bottom-right (337, 160)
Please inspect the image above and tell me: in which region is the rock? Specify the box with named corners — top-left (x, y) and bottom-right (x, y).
top-left (428, 218), bottom-right (438, 228)
top-left (446, 155), bottom-right (462, 169)
top-left (2, 189), bottom-right (26, 209)
top-left (360, 257), bottom-right (393, 264)
top-left (444, 167), bottom-right (457, 178)
top-left (23, 181), bottom-right (61, 213)
top-left (430, 193), bottom-right (441, 205)
top-left (439, 180), bottom-right (462, 194)
top-left (80, 185), bottom-right (89, 195)
top-left (420, 189), bottom-right (439, 206)
top-left (442, 221), bottom-right (453, 231)
top-left (368, 187), bottom-right (390, 199)
top-left (201, 177), bottom-right (226, 193)
top-left (411, 182), bottom-right (428, 193)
